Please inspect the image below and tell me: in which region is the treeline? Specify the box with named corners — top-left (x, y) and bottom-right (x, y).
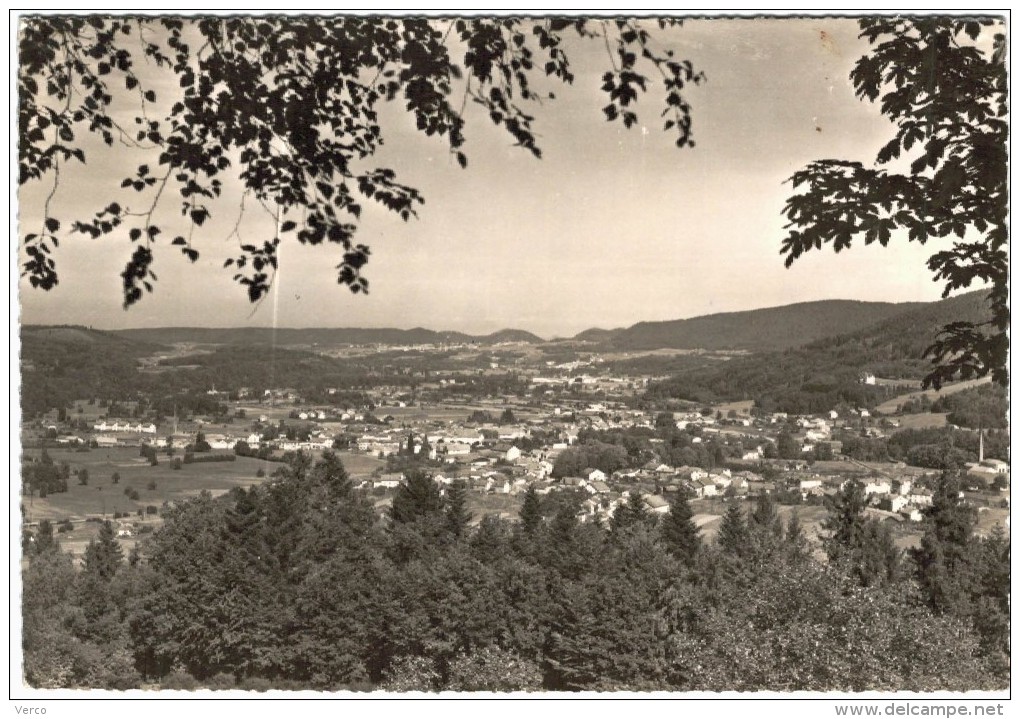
top-left (20, 333), bottom-right (158, 416)
top-left (21, 334), bottom-right (528, 419)
top-left (930, 385), bottom-right (1009, 430)
top-left (645, 349), bottom-right (913, 414)
top-left (838, 427), bottom-right (1009, 468)
top-left (22, 453), bottom-right (1008, 692)
top-left (645, 291), bottom-right (995, 414)
top-left (552, 426), bottom-right (729, 477)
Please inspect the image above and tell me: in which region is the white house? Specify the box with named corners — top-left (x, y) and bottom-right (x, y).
top-left (909, 488), bottom-right (933, 507)
top-left (863, 479), bottom-right (892, 496)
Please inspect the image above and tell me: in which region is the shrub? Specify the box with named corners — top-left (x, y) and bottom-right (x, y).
top-left (160, 670), bottom-right (199, 690)
top-left (203, 673), bottom-right (236, 691)
top-left (446, 648), bottom-right (543, 692)
top-left (146, 505), bottom-right (158, 515)
top-left (186, 454), bottom-right (237, 464)
top-left (57, 520), bottom-right (73, 533)
top-left (256, 468), bottom-right (266, 478)
top-left (381, 656), bottom-right (441, 692)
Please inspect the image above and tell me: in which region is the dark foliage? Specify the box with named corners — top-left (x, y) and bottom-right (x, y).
top-left (21, 450), bottom-right (1008, 691)
top-left (20, 16), bottom-right (702, 306)
top-left (781, 18), bottom-right (1007, 390)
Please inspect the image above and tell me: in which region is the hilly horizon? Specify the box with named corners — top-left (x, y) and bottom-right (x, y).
top-left (97, 326), bottom-right (545, 347)
top-left (22, 292), bottom-right (987, 353)
top-left (646, 289), bottom-right (997, 412)
top-left (606, 299), bottom-right (928, 352)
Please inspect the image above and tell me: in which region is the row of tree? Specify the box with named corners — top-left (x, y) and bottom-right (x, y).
top-left (22, 452), bottom-right (1008, 691)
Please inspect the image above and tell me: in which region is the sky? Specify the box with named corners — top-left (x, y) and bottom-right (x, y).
top-left (15, 14), bottom-right (971, 338)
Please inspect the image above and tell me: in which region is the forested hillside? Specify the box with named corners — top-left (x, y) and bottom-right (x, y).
top-left (19, 326), bottom-right (163, 416)
top-left (608, 300), bottom-right (924, 351)
top-left (646, 291), bottom-right (996, 413)
top-left (22, 454), bottom-right (1009, 691)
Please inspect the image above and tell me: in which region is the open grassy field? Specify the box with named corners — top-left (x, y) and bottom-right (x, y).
top-left (334, 451), bottom-right (386, 477)
top-left (893, 412), bottom-right (949, 430)
top-left (875, 376), bottom-right (992, 415)
top-left (712, 400), bottom-right (755, 417)
top-left (22, 447), bottom-right (275, 522)
top-left (22, 447), bottom-right (386, 524)
top-left (465, 492), bottom-right (523, 521)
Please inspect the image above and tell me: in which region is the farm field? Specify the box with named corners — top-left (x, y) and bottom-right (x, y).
top-left (893, 412), bottom-right (949, 430)
top-left (334, 451), bottom-right (386, 477)
top-left (22, 448), bottom-right (389, 522)
top-left (712, 400), bottom-right (755, 416)
top-left (22, 446), bottom-right (276, 522)
top-left (875, 376), bottom-right (992, 415)
top-left (22, 447), bottom-right (386, 524)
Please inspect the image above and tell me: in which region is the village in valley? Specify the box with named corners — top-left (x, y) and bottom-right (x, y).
top-left (15, 14), bottom-right (1009, 695)
top-left (21, 333), bottom-right (1010, 559)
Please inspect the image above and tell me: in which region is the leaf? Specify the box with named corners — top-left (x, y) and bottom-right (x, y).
top-left (44, 218), bottom-right (60, 233)
top-left (280, 220), bottom-right (297, 233)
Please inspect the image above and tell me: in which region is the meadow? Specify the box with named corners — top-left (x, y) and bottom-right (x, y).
top-left (22, 447), bottom-right (384, 523)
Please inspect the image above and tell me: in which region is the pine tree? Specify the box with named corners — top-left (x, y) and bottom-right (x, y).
top-left (856, 520), bottom-right (902, 587)
top-left (82, 520), bottom-right (123, 581)
top-left (309, 449), bottom-right (352, 501)
top-left (749, 491), bottom-right (782, 536)
top-left (784, 509), bottom-right (809, 556)
top-left (910, 471), bottom-right (979, 615)
top-left (660, 490), bottom-right (701, 567)
top-left (820, 479), bottom-right (870, 565)
top-left (30, 519), bottom-right (59, 556)
top-left (822, 478), bottom-right (904, 587)
top-left (611, 492), bottom-right (650, 533)
top-left (716, 503), bottom-right (748, 556)
top-left (390, 469), bottom-right (444, 524)
top-left (519, 484), bottom-right (543, 534)
top-left (445, 480), bottom-right (472, 538)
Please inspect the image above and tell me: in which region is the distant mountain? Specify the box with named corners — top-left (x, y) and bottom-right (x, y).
top-left (21, 324), bottom-right (161, 349)
top-left (646, 290), bottom-right (996, 413)
top-left (108, 326), bottom-right (544, 346)
top-left (572, 327), bottom-right (624, 343)
top-left (483, 329), bottom-right (545, 344)
top-left (609, 300), bottom-right (927, 352)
